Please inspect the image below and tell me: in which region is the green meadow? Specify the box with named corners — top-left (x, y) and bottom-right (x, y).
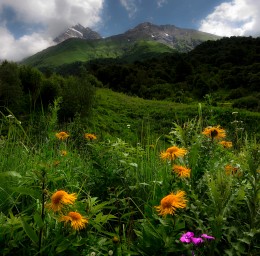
top-left (0, 87), bottom-right (259, 255)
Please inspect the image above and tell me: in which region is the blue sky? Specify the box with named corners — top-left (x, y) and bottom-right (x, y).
top-left (0, 0), bottom-right (259, 61)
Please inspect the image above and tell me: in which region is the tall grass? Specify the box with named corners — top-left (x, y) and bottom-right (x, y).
top-left (0, 100), bottom-right (259, 255)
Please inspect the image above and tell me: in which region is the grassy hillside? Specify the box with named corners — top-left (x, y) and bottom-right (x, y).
top-left (89, 88), bottom-right (260, 144)
top-left (22, 38), bottom-right (175, 69)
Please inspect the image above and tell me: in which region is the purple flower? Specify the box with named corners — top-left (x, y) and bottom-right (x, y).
top-left (201, 234), bottom-right (215, 240)
top-left (180, 232), bottom-right (194, 243)
top-left (191, 237), bottom-right (204, 245)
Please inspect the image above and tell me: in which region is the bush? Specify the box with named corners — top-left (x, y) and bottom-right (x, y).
top-left (232, 96), bottom-right (259, 111)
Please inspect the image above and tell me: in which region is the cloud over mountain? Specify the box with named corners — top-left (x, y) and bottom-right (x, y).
top-left (199, 0), bottom-right (260, 36)
top-left (0, 0), bottom-right (104, 61)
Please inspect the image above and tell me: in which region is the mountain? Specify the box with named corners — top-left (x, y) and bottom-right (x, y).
top-left (22, 22), bottom-right (220, 70)
top-left (111, 22), bottom-right (220, 51)
top-left (54, 24), bottom-right (102, 43)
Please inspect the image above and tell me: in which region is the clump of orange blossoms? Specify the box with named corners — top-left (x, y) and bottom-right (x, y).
top-left (84, 133), bottom-right (97, 140)
top-left (160, 146), bottom-right (187, 161)
top-left (155, 191), bottom-right (187, 216)
top-left (202, 126), bottom-right (226, 140)
top-left (219, 141), bottom-right (232, 148)
top-left (47, 190), bottom-right (77, 212)
top-left (225, 165), bottom-right (239, 175)
top-left (173, 165), bottom-right (191, 178)
top-left (60, 211), bottom-right (88, 231)
top-left (56, 131), bottom-right (69, 140)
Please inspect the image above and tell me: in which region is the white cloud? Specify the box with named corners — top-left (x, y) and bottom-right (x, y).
top-left (119, 0), bottom-right (139, 18)
top-left (0, 0), bottom-right (104, 61)
top-left (157, 0), bottom-right (168, 8)
top-left (0, 25), bottom-right (54, 61)
top-left (199, 0), bottom-right (260, 37)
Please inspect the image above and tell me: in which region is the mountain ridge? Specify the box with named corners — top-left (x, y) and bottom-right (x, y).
top-left (22, 22), bottom-right (221, 69)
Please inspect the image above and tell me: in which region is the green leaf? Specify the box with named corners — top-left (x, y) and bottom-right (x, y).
top-left (0, 171), bottom-right (22, 178)
top-left (20, 217), bottom-right (39, 244)
top-left (11, 187), bottom-right (41, 199)
top-left (34, 212), bottom-right (44, 229)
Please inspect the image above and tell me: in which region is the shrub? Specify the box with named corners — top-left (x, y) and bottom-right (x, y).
top-left (232, 96), bottom-right (259, 111)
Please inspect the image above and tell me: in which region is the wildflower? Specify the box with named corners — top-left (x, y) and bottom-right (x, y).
top-left (108, 250), bottom-right (114, 256)
top-left (180, 232), bottom-right (194, 243)
top-left (53, 160), bottom-right (60, 167)
top-left (202, 126), bottom-right (226, 140)
top-left (191, 237), bottom-right (204, 245)
top-left (60, 150), bottom-right (67, 156)
top-left (47, 190), bottom-right (77, 212)
top-left (84, 133), bottom-right (97, 140)
top-left (60, 211), bottom-right (88, 231)
top-left (155, 191), bottom-right (187, 216)
top-left (112, 236), bottom-right (120, 244)
top-left (219, 141), bottom-right (232, 148)
top-left (90, 252), bottom-right (96, 256)
top-left (225, 165), bottom-right (239, 175)
top-left (173, 165), bottom-right (191, 178)
top-left (160, 146), bottom-right (187, 161)
top-left (201, 234), bottom-right (215, 240)
top-left (56, 131), bottom-right (69, 140)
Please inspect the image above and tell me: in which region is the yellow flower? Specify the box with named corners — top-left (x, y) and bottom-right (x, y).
top-left (202, 126), bottom-right (226, 140)
top-left (60, 211), bottom-right (88, 231)
top-left (47, 190), bottom-right (77, 212)
top-left (225, 165), bottom-right (239, 175)
top-left (173, 165), bottom-right (191, 178)
top-left (60, 150), bottom-right (67, 156)
top-left (160, 146), bottom-right (187, 161)
top-left (84, 133), bottom-right (97, 140)
top-left (155, 191), bottom-right (187, 216)
top-left (219, 141), bottom-right (232, 148)
top-left (56, 131), bottom-right (69, 140)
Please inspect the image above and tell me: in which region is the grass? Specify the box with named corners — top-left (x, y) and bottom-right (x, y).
top-left (22, 39), bottom-right (175, 69)
top-left (89, 88), bottom-right (260, 144)
top-left (0, 91), bottom-right (259, 255)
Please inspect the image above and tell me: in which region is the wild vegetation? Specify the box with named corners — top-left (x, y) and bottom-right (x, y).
top-left (0, 35), bottom-right (260, 255)
top-left (0, 101), bottom-right (259, 255)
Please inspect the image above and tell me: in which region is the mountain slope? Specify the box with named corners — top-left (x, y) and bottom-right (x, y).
top-left (21, 22), bottom-right (220, 69)
top-left (54, 24), bottom-right (102, 43)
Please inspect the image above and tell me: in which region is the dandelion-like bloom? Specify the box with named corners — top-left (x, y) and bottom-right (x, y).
top-left (60, 211), bottom-right (88, 231)
top-left (60, 150), bottom-right (67, 156)
top-left (219, 141), bottom-right (232, 148)
top-left (84, 133), bottom-right (97, 140)
top-left (155, 191), bottom-right (187, 216)
top-left (56, 131), bottom-right (69, 140)
top-left (47, 190), bottom-right (77, 212)
top-left (173, 165), bottom-right (191, 178)
top-left (202, 126), bottom-right (226, 140)
top-left (225, 165), bottom-right (239, 175)
top-left (160, 146), bottom-right (187, 161)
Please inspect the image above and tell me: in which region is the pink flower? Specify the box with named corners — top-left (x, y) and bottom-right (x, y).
top-left (180, 232), bottom-right (194, 243)
top-left (201, 234), bottom-right (215, 240)
top-left (191, 237), bottom-right (204, 245)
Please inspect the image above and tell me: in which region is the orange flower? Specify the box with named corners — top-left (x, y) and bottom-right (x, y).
top-left (84, 133), bottom-right (97, 140)
top-left (155, 191), bottom-right (187, 216)
top-left (60, 211), bottom-right (88, 231)
top-left (160, 146), bottom-right (187, 161)
top-left (225, 165), bottom-right (239, 175)
top-left (173, 165), bottom-right (191, 178)
top-left (202, 126), bottom-right (226, 140)
top-left (47, 190), bottom-right (77, 212)
top-left (56, 131), bottom-right (69, 140)
top-left (219, 141), bottom-right (232, 148)
top-left (60, 150), bottom-right (67, 156)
